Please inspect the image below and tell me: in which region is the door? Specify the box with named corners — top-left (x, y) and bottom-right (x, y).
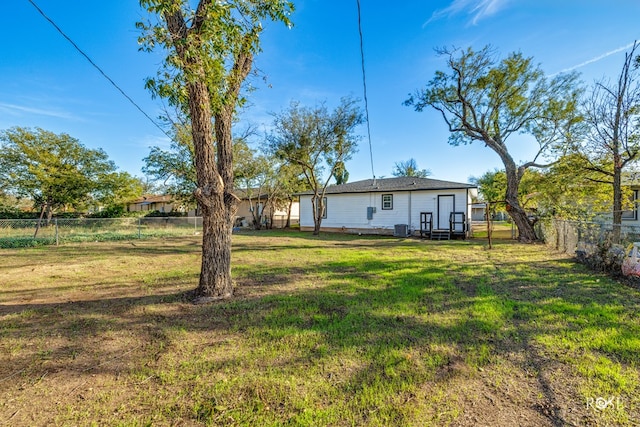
top-left (437, 195), bottom-right (455, 229)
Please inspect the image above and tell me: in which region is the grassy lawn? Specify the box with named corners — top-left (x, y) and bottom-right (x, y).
top-left (1, 231), bottom-right (639, 426)
top-left (471, 221), bottom-right (515, 240)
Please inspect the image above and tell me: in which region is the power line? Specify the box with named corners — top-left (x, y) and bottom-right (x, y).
top-left (356, 0), bottom-right (376, 180)
top-left (26, 0), bottom-right (170, 139)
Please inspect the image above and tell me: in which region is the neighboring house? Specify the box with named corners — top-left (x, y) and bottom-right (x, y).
top-left (235, 189), bottom-right (300, 228)
top-left (620, 173), bottom-right (640, 225)
top-left (470, 202), bottom-right (509, 222)
top-left (622, 188), bottom-right (639, 223)
top-left (297, 177), bottom-right (477, 238)
top-left (128, 195), bottom-right (177, 214)
top-left (471, 202), bottom-right (486, 221)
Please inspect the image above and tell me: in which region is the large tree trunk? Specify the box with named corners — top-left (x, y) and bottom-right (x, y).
top-left (163, 8), bottom-right (254, 303)
top-left (312, 195), bottom-right (322, 235)
top-left (188, 79), bottom-right (235, 302)
top-left (505, 162), bottom-right (537, 242)
top-left (198, 197), bottom-right (233, 299)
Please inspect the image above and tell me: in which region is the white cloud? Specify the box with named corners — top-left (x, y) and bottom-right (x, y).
top-left (0, 102), bottom-right (78, 120)
top-left (138, 134), bottom-right (171, 149)
top-left (556, 42), bottom-right (637, 74)
top-left (424, 0), bottom-right (510, 26)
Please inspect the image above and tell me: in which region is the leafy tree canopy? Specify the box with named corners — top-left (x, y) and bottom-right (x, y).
top-left (392, 158), bottom-right (431, 178)
top-left (0, 127), bottom-right (139, 216)
top-left (472, 155), bottom-right (615, 221)
top-left (267, 96), bottom-right (364, 234)
top-left (405, 46), bottom-right (583, 241)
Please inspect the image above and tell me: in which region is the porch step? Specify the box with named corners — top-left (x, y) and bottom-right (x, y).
top-left (431, 230), bottom-right (451, 240)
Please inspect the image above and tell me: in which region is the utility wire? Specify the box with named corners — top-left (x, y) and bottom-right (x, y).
top-left (356, 0), bottom-right (376, 180)
top-left (27, 0), bottom-right (170, 139)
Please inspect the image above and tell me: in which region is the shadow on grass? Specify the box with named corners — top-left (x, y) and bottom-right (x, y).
top-left (1, 233), bottom-right (639, 426)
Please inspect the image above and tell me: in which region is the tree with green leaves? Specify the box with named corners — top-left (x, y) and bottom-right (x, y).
top-left (143, 122), bottom-right (197, 208)
top-left (472, 157), bottom-right (614, 223)
top-left (332, 161), bottom-right (349, 185)
top-left (471, 168), bottom-right (548, 222)
top-left (575, 41), bottom-right (640, 243)
top-left (405, 46), bottom-right (582, 242)
top-left (144, 122), bottom-right (270, 217)
top-left (138, 0), bottom-right (293, 302)
top-left (392, 158), bottom-right (431, 178)
top-left (273, 162), bottom-right (307, 228)
top-left (0, 127), bottom-right (135, 221)
top-left (266, 97), bottom-right (364, 235)
top-left (92, 171), bottom-right (146, 216)
top-left (235, 150), bottom-right (275, 229)
top-left (533, 154), bottom-right (613, 220)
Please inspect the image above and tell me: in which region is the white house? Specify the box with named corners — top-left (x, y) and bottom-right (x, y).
top-left (298, 177), bottom-right (477, 238)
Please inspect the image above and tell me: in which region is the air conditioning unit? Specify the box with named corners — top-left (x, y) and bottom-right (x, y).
top-left (394, 224), bottom-right (409, 237)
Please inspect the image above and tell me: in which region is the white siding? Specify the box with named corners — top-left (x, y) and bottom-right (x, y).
top-left (301, 188), bottom-right (474, 234)
top-left (410, 190), bottom-right (470, 230)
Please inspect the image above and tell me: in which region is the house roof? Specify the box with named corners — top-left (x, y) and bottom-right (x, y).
top-left (297, 177), bottom-right (476, 196)
top-left (235, 188), bottom-right (271, 200)
top-left (130, 195), bottom-right (173, 204)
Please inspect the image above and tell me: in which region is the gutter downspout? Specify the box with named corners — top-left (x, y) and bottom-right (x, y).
top-left (408, 191), bottom-right (412, 233)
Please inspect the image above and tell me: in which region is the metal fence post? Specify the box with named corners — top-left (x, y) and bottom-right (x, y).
top-left (55, 218), bottom-right (59, 246)
top-left (138, 217), bottom-right (141, 239)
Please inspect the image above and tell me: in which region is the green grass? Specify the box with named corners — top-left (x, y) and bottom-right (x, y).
top-left (0, 231), bottom-right (639, 426)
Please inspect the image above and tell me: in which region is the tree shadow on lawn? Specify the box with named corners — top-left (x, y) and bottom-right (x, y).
top-left (1, 239), bottom-right (639, 426)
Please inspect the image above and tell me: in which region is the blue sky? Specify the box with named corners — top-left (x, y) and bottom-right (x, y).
top-left (2, 1), bottom-right (640, 185)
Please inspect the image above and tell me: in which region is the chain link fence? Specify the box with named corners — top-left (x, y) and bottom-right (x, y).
top-left (538, 219), bottom-right (640, 276)
top-left (0, 215), bottom-right (298, 247)
top-left (0, 217), bottom-right (204, 247)
top-left (539, 219), bottom-right (640, 254)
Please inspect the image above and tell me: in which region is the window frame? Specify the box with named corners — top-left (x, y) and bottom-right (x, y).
top-left (381, 194), bottom-right (393, 210)
top-left (316, 197), bottom-right (327, 219)
top-left (622, 189), bottom-right (638, 221)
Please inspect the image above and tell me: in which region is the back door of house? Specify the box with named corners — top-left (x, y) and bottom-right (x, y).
top-left (437, 195), bottom-right (455, 229)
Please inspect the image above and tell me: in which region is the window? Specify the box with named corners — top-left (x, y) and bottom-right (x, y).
top-left (382, 194), bottom-right (393, 210)
top-left (622, 190), bottom-right (638, 221)
top-left (316, 197), bottom-right (327, 219)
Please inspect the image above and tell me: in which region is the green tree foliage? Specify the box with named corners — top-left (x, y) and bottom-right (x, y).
top-left (405, 46), bottom-right (582, 242)
top-left (471, 168), bottom-right (539, 220)
top-left (143, 122), bottom-right (197, 207)
top-left (0, 127), bottom-right (138, 219)
top-left (332, 160), bottom-right (349, 185)
top-left (391, 158), bottom-right (431, 178)
top-left (93, 171), bottom-right (146, 214)
top-left (533, 154), bottom-right (613, 220)
top-left (473, 157), bottom-right (615, 222)
top-left (235, 150), bottom-right (274, 229)
top-left (275, 162), bottom-right (307, 227)
top-left (138, 0), bottom-right (293, 302)
top-left (143, 122), bottom-right (277, 216)
top-left (267, 97), bottom-right (364, 235)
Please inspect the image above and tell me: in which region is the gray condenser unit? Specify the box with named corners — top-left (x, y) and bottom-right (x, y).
top-left (394, 224), bottom-right (409, 237)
